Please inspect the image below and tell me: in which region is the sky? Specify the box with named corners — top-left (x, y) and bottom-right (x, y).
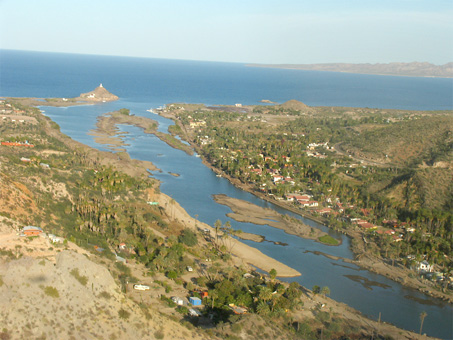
top-left (1, 0), bottom-right (452, 64)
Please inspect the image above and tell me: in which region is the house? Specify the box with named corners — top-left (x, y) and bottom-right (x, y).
top-left (48, 234), bottom-right (65, 243)
top-left (21, 226), bottom-right (43, 236)
top-left (307, 201), bottom-right (319, 207)
top-left (189, 297), bottom-right (202, 306)
top-left (272, 175), bottom-right (284, 183)
top-left (229, 304), bottom-right (248, 315)
top-left (171, 296), bottom-right (184, 305)
top-left (359, 222), bottom-right (377, 230)
top-left (316, 208), bottom-right (333, 216)
top-left (417, 260), bottom-right (433, 273)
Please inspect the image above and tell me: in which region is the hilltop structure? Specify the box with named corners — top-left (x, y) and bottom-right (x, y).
top-left (77, 84), bottom-right (119, 102)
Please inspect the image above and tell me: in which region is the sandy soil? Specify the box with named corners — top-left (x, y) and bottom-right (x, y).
top-left (157, 192), bottom-right (301, 277)
top-left (214, 194), bottom-right (329, 242)
top-left (0, 217), bottom-right (89, 262)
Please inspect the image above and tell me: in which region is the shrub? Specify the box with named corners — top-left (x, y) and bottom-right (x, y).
top-left (43, 286), bottom-right (59, 298)
top-left (231, 323), bottom-right (242, 333)
top-left (70, 268), bottom-right (88, 286)
top-left (176, 306), bottom-right (188, 315)
top-left (118, 308), bottom-right (130, 319)
top-left (98, 291), bottom-right (111, 299)
top-left (178, 228), bottom-right (198, 246)
top-left (166, 270), bottom-right (178, 280)
top-left (154, 329), bottom-right (165, 339)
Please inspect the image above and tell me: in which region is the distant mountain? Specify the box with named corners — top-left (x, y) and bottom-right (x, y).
top-left (248, 62), bottom-right (453, 78)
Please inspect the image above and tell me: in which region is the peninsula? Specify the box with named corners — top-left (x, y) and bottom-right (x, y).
top-left (6, 84), bottom-right (119, 107)
top-left (248, 61), bottom-right (453, 78)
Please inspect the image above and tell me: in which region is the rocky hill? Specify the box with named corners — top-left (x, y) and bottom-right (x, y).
top-left (279, 99), bottom-right (314, 113)
top-left (77, 84), bottom-right (119, 102)
top-left (0, 251), bottom-right (203, 340)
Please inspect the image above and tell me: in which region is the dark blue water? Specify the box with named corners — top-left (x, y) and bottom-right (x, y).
top-left (1, 49), bottom-right (452, 338)
top-left (1, 49), bottom-right (452, 110)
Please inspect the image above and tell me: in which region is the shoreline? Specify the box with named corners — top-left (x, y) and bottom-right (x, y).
top-left (69, 108), bottom-right (302, 278)
top-left (204, 151), bottom-right (453, 303)
top-left (160, 112), bottom-right (453, 304)
top-left (213, 194), bottom-right (331, 243)
top-left (7, 97), bottom-right (445, 339)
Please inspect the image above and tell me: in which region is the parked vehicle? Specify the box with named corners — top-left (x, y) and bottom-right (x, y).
top-left (133, 284), bottom-right (150, 291)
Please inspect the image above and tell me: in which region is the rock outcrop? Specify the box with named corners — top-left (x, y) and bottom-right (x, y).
top-left (77, 84), bottom-right (119, 102)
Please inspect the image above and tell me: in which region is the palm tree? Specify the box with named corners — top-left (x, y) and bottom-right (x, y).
top-left (419, 311), bottom-right (427, 335)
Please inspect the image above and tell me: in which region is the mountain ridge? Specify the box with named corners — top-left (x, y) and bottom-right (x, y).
top-left (248, 61), bottom-right (453, 78)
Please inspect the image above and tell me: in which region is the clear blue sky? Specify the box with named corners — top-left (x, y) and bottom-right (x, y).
top-left (1, 0), bottom-right (452, 64)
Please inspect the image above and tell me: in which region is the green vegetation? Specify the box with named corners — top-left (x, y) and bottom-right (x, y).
top-left (1, 99), bottom-right (450, 340)
top-left (318, 235), bottom-right (339, 245)
top-left (170, 103), bottom-right (452, 276)
top-left (119, 108), bottom-right (130, 115)
top-left (70, 268), bottom-right (89, 286)
top-left (43, 286), bottom-right (59, 298)
top-left (118, 308), bottom-right (130, 319)
top-left (178, 228), bottom-right (198, 246)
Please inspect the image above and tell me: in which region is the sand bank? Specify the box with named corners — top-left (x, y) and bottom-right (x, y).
top-left (213, 194), bottom-right (332, 242)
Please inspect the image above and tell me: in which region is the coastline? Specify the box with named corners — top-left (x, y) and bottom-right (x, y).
top-left (67, 107), bottom-right (302, 278)
top-left (204, 150), bottom-right (453, 303)
top-left (4, 97), bottom-right (446, 338)
top-left (159, 111), bottom-right (453, 304)
top-left (213, 194), bottom-right (330, 242)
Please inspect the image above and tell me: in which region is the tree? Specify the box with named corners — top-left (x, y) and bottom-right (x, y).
top-left (214, 219), bottom-right (222, 250)
top-left (320, 286), bottom-right (330, 297)
top-left (419, 311), bottom-right (427, 335)
top-left (269, 268), bottom-right (277, 281)
top-left (178, 228), bottom-right (198, 246)
top-left (312, 285), bottom-right (320, 295)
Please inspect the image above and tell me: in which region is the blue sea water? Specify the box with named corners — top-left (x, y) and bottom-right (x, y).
top-left (1, 49), bottom-right (452, 338)
top-left (1, 49), bottom-right (452, 110)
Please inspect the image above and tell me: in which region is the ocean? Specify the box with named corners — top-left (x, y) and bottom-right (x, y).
top-left (1, 49), bottom-right (452, 110)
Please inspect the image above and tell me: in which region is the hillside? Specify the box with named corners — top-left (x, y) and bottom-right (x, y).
top-left (341, 115), bottom-right (453, 167)
top-left (339, 115), bottom-right (453, 210)
top-left (248, 61), bottom-right (453, 78)
top-left (0, 251), bottom-right (202, 340)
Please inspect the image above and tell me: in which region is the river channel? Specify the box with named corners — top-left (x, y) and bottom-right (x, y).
top-left (42, 101), bottom-right (452, 339)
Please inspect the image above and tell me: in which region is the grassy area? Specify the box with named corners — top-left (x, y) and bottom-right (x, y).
top-left (318, 235), bottom-right (340, 246)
